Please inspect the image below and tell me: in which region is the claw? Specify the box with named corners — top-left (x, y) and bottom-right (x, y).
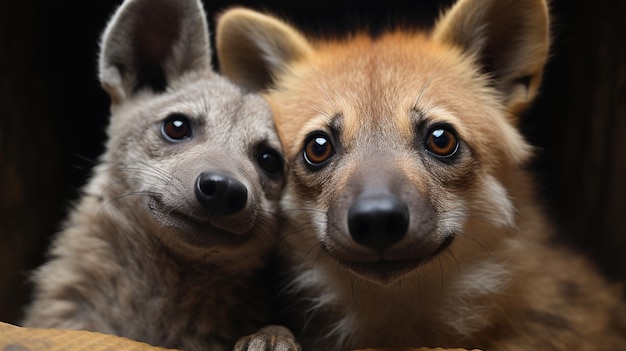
top-left (234, 325), bottom-right (300, 351)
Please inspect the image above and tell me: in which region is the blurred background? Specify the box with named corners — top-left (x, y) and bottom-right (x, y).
top-left (1, 0), bottom-right (624, 325)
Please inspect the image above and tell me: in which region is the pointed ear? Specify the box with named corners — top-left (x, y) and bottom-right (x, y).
top-left (433, 0), bottom-right (550, 116)
top-left (216, 8), bottom-right (313, 91)
top-left (98, 0), bottom-right (212, 104)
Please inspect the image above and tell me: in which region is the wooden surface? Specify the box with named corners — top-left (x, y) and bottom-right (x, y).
top-left (0, 322), bottom-right (181, 351)
top-left (355, 348), bottom-right (479, 351)
top-left (0, 322), bottom-right (477, 351)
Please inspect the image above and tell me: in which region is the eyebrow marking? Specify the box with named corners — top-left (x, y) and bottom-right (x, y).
top-left (329, 113), bottom-right (343, 136)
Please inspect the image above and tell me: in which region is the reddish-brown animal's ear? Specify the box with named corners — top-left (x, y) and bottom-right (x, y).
top-left (98, 0), bottom-right (212, 104)
top-left (216, 8), bottom-right (312, 92)
top-left (433, 0), bottom-right (550, 117)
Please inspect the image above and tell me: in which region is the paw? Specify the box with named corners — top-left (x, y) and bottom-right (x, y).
top-left (234, 325), bottom-right (300, 351)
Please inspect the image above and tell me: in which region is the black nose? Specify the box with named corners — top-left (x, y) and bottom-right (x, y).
top-left (348, 195), bottom-right (409, 252)
top-left (195, 172), bottom-right (248, 215)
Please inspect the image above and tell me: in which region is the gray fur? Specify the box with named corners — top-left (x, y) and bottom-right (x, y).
top-left (22, 0), bottom-right (290, 350)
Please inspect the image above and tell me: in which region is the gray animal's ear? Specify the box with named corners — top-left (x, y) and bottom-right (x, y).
top-left (433, 0), bottom-right (550, 117)
top-left (99, 0), bottom-right (211, 104)
top-left (216, 8), bottom-right (312, 92)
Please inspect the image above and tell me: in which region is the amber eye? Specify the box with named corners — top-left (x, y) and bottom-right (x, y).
top-left (426, 125), bottom-right (458, 157)
top-left (303, 132), bottom-right (335, 168)
top-left (161, 113), bottom-right (192, 141)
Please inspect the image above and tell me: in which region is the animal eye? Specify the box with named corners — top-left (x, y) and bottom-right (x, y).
top-left (257, 148), bottom-right (284, 178)
top-left (425, 125), bottom-right (458, 158)
top-left (303, 132), bottom-right (335, 168)
top-left (161, 113), bottom-right (192, 141)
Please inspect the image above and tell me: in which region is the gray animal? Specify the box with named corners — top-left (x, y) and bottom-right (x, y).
top-left (22, 0), bottom-right (296, 350)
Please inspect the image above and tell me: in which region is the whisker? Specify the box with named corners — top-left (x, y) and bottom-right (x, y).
top-left (279, 207), bottom-right (327, 216)
top-left (437, 256), bottom-right (444, 300)
top-left (308, 62), bottom-right (340, 116)
top-left (402, 275), bottom-right (420, 316)
top-left (440, 209), bottom-right (520, 233)
top-left (438, 223), bottom-right (496, 260)
top-left (413, 73), bottom-right (435, 110)
top-left (72, 153), bottom-right (102, 170)
top-left (412, 50), bottom-right (454, 110)
top-left (118, 167), bottom-right (176, 187)
top-left (295, 238), bottom-right (325, 273)
top-left (97, 190), bottom-right (158, 216)
top-left (444, 248), bottom-right (462, 276)
top-left (350, 274), bottom-right (363, 311)
top-left (292, 100), bottom-right (335, 120)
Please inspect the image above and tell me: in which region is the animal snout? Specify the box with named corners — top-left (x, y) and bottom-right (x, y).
top-left (195, 172), bottom-right (248, 215)
top-left (348, 195), bottom-right (409, 252)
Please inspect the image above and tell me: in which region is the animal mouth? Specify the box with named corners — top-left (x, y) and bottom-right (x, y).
top-left (340, 259), bottom-right (426, 283)
top-left (336, 235), bottom-right (455, 285)
top-left (169, 210), bottom-right (254, 248)
top-left (149, 198), bottom-right (254, 248)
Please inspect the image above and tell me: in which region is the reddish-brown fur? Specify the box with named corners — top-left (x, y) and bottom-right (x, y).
top-left (217, 0), bottom-right (626, 350)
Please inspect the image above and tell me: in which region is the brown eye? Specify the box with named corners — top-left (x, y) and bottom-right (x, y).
top-left (426, 125), bottom-right (458, 157)
top-left (303, 132), bottom-right (335, 168)
top-left (161, 113), bottom-right (192, 141)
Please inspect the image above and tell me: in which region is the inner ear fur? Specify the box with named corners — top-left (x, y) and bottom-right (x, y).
top-left (99, 0), bottom-right (211, 104)
top-left (433, 0), bottom-right (550, 117)
top-left (216, 8), bottom-right (312, 92)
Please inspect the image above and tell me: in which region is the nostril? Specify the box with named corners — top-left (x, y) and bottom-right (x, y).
top-left (387, 210), bottom-right (408, 235)
top-left (195, 172), bottom-right (248, 215)
top-left (348, 195), bottom-right (409, 252)
top-left (227, 191), bottom-right (247, 213)
top-left (198, 178), bottom-right (217, 197)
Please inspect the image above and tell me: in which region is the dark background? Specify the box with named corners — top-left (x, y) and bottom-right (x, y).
top-left (1, 0), bottom-right (624, 325)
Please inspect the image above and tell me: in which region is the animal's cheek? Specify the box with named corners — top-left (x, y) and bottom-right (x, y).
top-left (287, 157), bottom-right (338, 205)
